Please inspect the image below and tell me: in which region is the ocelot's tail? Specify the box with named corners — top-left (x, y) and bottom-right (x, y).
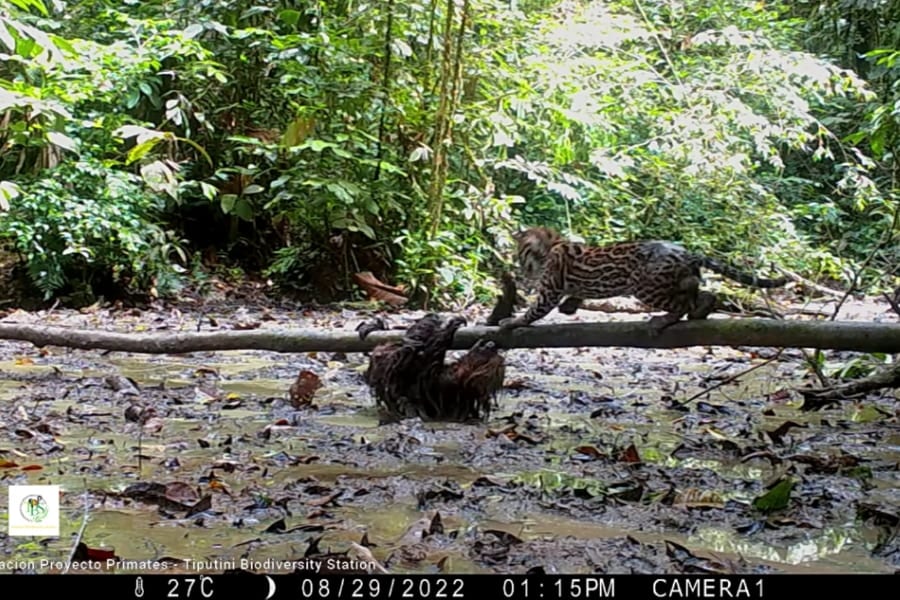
top-left (700, 257), bottom-right (789, 288)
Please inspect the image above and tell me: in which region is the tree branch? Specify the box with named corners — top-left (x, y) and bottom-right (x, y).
top-left (1, 319), bottom-right (899, 354)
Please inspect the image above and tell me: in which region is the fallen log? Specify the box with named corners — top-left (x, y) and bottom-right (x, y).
top-left (0, 318), bottom-right (899, 354)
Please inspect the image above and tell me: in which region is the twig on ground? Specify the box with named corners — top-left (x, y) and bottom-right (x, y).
top-left (678, 349), bottom-right (784, 406)
top-left (63, 490), bottom-right (90, 573)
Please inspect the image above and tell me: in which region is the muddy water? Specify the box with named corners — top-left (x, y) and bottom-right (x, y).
top-left (1, 303), bottom-right (898, 574)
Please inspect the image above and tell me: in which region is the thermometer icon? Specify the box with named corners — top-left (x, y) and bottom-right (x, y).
top-left (135, 576), bottom-right (145, 598)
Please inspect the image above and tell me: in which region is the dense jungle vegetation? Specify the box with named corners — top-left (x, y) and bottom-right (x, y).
top-left (1, 0), bottom-right (899, 308)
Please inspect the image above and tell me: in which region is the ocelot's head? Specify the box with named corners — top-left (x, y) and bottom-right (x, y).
top-left (512, 226), bottom-right (563, 288)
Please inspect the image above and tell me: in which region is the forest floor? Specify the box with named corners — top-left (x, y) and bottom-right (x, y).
top-left (0, 284), bottom-right (898, 575)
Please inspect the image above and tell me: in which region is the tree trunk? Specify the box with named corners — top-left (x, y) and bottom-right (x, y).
top-left (0, 319), bottom-right (899, 354)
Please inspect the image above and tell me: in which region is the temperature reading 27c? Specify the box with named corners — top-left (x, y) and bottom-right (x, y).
top-left (167, 576), bottom-right (215, 598)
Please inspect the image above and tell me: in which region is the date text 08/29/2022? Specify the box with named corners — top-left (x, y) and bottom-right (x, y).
top-left (204, 576), bottom-right (764, 600)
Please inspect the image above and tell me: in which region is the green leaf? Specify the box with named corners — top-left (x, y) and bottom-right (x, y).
top-left (126, 138), bottom-right (162, 165)
top-left (48, 34), bottom-right (75, 56)
top-left (270, 175), bottom-right (290, 189)
top-left (752, 478), bottom-right (794, 513)
top-left (220, 194), bottom-right (238, 214)
top-left (242, 184), bottom-right (265, 195)
top-left (183, 23), bottom-right (204, 39)
top-left (0, 21), bottom-right (14, 52)
top-left (240, 6), bottom-right (274, 20)
top-left (46, 132), bottom-right (78, 152)
top-left (279, 9), bottom-right (301, 27)
top-left (125, 88), bottom-right (141, 109)
top-left (0, 180), bottom-right (22, 211)
top-left (302, 139), bottom-right (333, 152)
top-left (8, 0), bottom-right (49, 16)
top-left (199, 182), bottom-right (218, 201)
top-left (233, 197), bottom-right (254, 221)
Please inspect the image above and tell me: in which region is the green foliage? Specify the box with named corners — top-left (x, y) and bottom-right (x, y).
top-left (471, 0), bottom-right (884, 285)
top-left (1, 160), bottom-right (184, 299)
top-left (1, 0), bottom-right (897, 306)
top-left (0, 1), bottom-right (212, 300)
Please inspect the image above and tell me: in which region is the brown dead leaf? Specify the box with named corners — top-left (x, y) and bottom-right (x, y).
top-left (194, 367), bottom-right (219, 377)
top-left (265, 518), bottom-right (287, 534)
top-left (617, 443), bottom-right (642, 464)
top-left (397, 518), bottom-right (432, 546)
top-left (124, 405), bottom-right (154, 424)
top-left (0, 460), bottom-right (20, 469)
top-left (349, 542), bottom-right (389, 574)
top-left (674, 488), bottom-right (726, 509)
top-left (353, 272), bottom-right (408, 307)
top-left (428, 512), bottom-right (444, 535)
top-left (232, 320), bottom-right (262, 330)
top-left (765, 420), bottom-right (806, 445)
top-left (506, 431), bottom-right (542, 445)
top-left (20, 464), bottom-right (43, 471)
top-left (483, 529), bottom-right (524, 546)
top-left (308, 490), bottom-right (342, 507)
top-left (165, 482), bottom-right (200, 505)
top-left (72, 543), bottom-right (117, 563)
top-left (767, 388), bottom-right (792, 403)
top-left (289, 370), bottom-right (322, 407)
top-left (485, 424), bottom-right (517, 438)
top-left (503, 379), bottom-right (530, 390)
top-left (212, 460), bottom-right (238, 473)
top-left (574, 445), bottom-right (606, 460)
top-left (208, 480), bottom-right (231, 495)
top-left (143, 417), bottom-right (164, 433)
top-left (184, 495), bottom-right (212, 518)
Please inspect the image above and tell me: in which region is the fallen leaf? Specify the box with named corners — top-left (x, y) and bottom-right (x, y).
top-left (289, 370), bottom-right (322, 408)
top-left (765, 420), bottom-right (806, 445)
top-left (349, 542), bottom-right (389, 574)
top-left (353, 272), bottom-right (408, 307)
top-left (767, 388), bottom-right (791, 403)
top-left (71, 542), bottom-right (117, 563)
top-left (194, 367), bottom-right (219, 377)
top-left (483, 529), bottom-right (524, 546)
top-left (165, 482), bottom-right (200, 505)
top-left (184, 495), bottom-right (213, 518)
top-left (574, 445), bottom-right (606, 460)
top-left (752, 477), bottom-right (794, 513)
top-left (265, 518), bottom-right (287, 533)
top-left (503, 379), bottom-right (529, 390)
top-left (674, 488), bottom-right (726, 509)
top-left (308, 490), bottom-right (342, 507)
top-left (142, 417), bottom-right (164, 433)
top-left (617, 444), bottom-right (641, 464)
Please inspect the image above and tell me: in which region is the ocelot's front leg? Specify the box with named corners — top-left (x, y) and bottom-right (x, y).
top-left (499, 286), bottom-right (564, 330)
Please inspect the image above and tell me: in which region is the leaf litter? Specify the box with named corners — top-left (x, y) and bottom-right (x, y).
top-left (0, 296), bottom-right (898, 574)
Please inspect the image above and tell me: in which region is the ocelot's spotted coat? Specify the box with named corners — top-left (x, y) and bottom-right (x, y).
top-left (499, 227), bottom-right (788, 333)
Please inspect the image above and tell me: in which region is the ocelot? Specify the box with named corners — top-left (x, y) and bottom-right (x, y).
top-left (498, 227), bottom-right (788, 334)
